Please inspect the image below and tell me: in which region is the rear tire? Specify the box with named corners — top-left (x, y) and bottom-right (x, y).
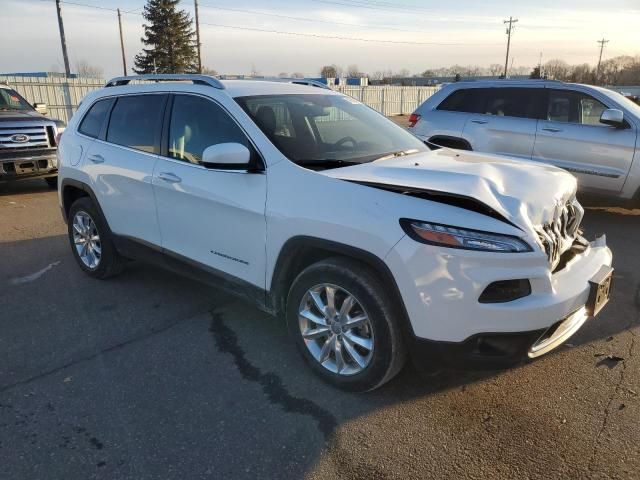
top-left (67, 197), bottom-right (125, 279)
top-left (44, 176), bottom-right (58, 189)
top-left (286, 257), bottom-right (406, 392)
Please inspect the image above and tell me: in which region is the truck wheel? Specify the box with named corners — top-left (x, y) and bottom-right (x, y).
top-left (286, 257), bottom-right (406, 392)
top-left (44, 177), bottom-right (58, 189)
top-left (67, 197), bottom-right (125, 279)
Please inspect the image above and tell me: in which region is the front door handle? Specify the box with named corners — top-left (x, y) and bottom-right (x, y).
top-left (88, 154), bottom-right (104, 164)
top-left (542, 127), bottom-right (563, 133)
top-left (158, 172), bottom-right (182, 183)
top-left (470, 119), bottom-right (489, 125)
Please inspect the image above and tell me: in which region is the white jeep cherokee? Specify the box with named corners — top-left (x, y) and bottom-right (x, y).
top-left (57, 74), bottom-right (613, 391)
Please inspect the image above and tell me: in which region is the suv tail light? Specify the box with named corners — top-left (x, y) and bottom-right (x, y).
top-left (408, 113), bottom-right (421, 128)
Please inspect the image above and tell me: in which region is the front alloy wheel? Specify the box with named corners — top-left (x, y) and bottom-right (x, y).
top-left (287, 257), bottom-right (406, 391)
top-left (298, 284), bottom-right (374, 376)
top-left (72, 211), bottom-right (101, 269)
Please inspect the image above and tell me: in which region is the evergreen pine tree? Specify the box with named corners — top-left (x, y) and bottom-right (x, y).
top-left (134, 0), bottom-right (198, 74)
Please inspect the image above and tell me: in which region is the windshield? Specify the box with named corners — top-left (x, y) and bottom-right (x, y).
top-left (235, 94), bottom-right (428, 168)
top-left (0, 88), bottom-right (34, 112)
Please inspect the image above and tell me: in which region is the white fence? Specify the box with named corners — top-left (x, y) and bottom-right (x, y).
top-left (0, 76), bottom-right (440, 122)
top-left (331, 85), bottom-right (440, 115)
top-left (0, 76), bottom-right (104, 124)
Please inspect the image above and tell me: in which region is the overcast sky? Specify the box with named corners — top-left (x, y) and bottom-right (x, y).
top-left (1, 0), bottom-right (638, 79)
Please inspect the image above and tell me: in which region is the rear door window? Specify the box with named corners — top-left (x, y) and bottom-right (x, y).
top-left (106, 95), bottom-right (166, 153)
top-left (483, 88), bottom-right (541, 119)
top-left (79, 98), bottom-right (113, 138)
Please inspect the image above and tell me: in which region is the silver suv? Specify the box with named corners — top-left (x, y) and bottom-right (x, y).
top-left (409, 80), bottom-right (640, 202)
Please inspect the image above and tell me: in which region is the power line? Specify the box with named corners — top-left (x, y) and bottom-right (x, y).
top-left (198, 2), bottom-right (440, 34)
top-left (196, 20), bottom-right (497, 46)
top-left (310, 0), bottom-right (434, 14)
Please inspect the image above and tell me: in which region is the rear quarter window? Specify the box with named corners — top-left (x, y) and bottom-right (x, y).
top-left (436, 88), bottom-right (485, 113)
top-left (106, 95), bottom-right (166, 154)
top-left (78, 98), bottom-right (113, 138)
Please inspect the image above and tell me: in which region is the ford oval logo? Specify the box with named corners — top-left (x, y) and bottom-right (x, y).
top-left (10, 134), bottom-right (30, 143)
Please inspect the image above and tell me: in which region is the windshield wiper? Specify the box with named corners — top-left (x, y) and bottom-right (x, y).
top-left (295, 159), bottom-right (360, 169)
top-left (374, 149), bottom-right (420, 162)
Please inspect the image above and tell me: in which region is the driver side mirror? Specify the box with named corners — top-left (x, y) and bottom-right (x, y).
top-left (600, 108), bottom-right (625, 128)
top-left (201, 143), bottom-right (251, 169)
top-left (33, 103), bottom-right (48, 115)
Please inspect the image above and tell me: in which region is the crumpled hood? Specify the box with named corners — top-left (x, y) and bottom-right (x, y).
top-left (322, 148), bottom-right (578, 231)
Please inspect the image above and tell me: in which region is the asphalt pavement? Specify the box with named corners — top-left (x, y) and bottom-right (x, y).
top-left (1, 179), bottom-right (638, 479)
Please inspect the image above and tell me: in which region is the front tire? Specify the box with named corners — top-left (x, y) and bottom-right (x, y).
top-left (286, 257), bottom-right (406, 392)
top-left (67, 197), bottom-right (124, 279)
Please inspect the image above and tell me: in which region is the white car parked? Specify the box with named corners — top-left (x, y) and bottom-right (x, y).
top-left (57, 75), bottom-right (613, 391)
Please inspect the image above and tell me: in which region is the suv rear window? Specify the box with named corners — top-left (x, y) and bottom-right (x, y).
top-left (106, 95), bottom-right (166, 153)
top-left (79, 98), bottom-right (113, 138)
top-left (437, 87), bottom-right (542, 119)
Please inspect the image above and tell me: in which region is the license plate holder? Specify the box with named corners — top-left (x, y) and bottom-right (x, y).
top-left (586, 265), bottom-right (613, 316)
top-left (15, 161), bottom-right (36, 174)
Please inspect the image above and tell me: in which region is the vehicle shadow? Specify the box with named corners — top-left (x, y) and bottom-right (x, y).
top-left (0, 178), bottom-right (53, 196)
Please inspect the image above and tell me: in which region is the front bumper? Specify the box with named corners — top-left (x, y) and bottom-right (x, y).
top-left (387, 233), bottom-right (613, 365)
top-left (0, 153), bottom-right (58, 182)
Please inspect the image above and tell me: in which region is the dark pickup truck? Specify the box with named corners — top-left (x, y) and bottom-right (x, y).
top-left (0, 84), bottom-right (66, 188)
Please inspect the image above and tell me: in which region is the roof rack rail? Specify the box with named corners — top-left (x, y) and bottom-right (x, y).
top-left (218, 76), bottom-right (331, 90)
top-left (105, 74), bottom-right (225, 89)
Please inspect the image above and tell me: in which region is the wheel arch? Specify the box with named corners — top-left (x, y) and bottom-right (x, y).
top-left (60, 179), bottom-right (107, 227)
top-left (427, 135), bottom-right (473, 151)
top-left (269, 236), bottom-right (414, 335)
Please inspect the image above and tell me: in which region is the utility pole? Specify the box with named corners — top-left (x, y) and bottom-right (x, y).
top-left (194, 0), bottom-right (202, 73)
top-left (117, 9), bottom-right (127, 75)
top-left (55, 0), bottom-right (71, 76)
top-left (596, 38), bottom-right (609, 85)
top-left (503, 16), bottom-right (518, 78)
top-left (538, 51), bottom-right (543, 78)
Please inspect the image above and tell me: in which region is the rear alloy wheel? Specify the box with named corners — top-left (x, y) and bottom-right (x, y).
top-left (287, 257), bottom-right (406, 391)
top-left (67, 197), bottom-right (124, 279)
top-left (72, 211), bottom-right (102, 270)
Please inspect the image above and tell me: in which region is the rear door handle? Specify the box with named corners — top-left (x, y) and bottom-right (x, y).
top-left (542, 127), bottom-right (563, 133)
top-left (470, 119), bottom-right (489, 125)
top-left (88, 154), bottom-right (104, 164)
top-left (158, 172), bottom-right (182, 183)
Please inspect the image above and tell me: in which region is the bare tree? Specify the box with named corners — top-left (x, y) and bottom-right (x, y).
top-left (291, 72), bottom-right (305, 78)
top-left (249, 63), bottom-right (260, 77)
top-left (570, 64), bottom-right (594, 84)
top-left (278, 72), bottom-right (289, 78)
top-left (201, 67), bottom-right (218, 76)
top-left (488, 63), bottom-right (503, 76)
top-left (75, 60), bottom-right (103, 78)
top-left (396, 68), bottom-right (410, 78)
top-left (543, 59), bottom-right (571, 81)
top-left (320, 65), bottom-right (338, 78)
top-left (513, 65), bottom-right (531, 76)
top-left (346, 64), bottom-right (361, 78)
